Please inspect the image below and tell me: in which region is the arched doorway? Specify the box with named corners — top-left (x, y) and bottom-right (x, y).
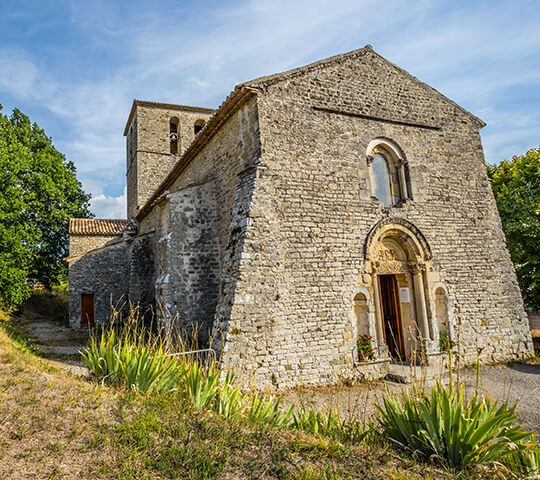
top-left (364, 219), bottom-right (434, 362)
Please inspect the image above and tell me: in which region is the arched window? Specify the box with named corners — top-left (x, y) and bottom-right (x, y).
top-left (371, 153), bottom-right (392, 207)
top-left (367, 139), bottom-right (411, 207)
top-left (194, 119), bottom-right (205, 135)
top-left (170, 117), bottom-right (179, 154)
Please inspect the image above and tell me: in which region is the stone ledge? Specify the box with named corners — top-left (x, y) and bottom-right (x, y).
top-left (353, 357), bottom-right (390, 367)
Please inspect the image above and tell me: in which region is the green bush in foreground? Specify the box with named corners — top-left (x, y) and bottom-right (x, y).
top-left (81, 315), bottom-right (184, 393)
top-left (375, 381), bottom-right (539, 475)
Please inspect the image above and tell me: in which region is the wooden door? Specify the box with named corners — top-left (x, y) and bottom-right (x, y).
top-left (81, 294), bottom-right (94, 325)
top-left (378, 275), bottom-right (406, 360)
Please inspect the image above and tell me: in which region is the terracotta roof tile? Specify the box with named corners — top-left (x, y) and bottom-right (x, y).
top-left (69, 218), bottom-right (136, 236)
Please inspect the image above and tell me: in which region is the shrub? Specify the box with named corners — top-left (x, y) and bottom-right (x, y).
top-left (375, 381), bottom-right (540, 474)
top-left (82, 309), bottom-right (185, 393)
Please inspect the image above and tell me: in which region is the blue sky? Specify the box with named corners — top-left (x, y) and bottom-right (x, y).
top-left (1, 0), bottom-right (539, 218)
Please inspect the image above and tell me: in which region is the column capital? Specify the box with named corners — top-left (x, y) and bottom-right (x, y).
top-left (366, 154), bottom-right (374, 165)
top-left (408, 262), bottom-right (426, 275)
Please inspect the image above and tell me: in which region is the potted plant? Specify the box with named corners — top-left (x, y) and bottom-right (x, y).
top-left (357, 334), bottom-right (375, 362)
top-left (439, 330), bottom-right (457, 352)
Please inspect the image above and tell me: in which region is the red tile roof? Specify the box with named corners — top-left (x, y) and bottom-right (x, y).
top-left (69, 218), bottom-right (135, 236)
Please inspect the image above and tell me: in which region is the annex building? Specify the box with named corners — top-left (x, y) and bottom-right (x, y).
top-left (67, 46), bottom-right (534, 389)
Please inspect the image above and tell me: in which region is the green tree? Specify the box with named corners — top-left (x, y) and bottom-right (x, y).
top-left (0, 106), bottom-right (92, 310)
top-left (487, 147), bottom-right (540, 311)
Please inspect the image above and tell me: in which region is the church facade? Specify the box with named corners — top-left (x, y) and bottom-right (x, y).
top-left (67, 46), bottom-right (533, 389)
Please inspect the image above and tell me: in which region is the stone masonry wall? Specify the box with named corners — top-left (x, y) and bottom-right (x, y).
top-left (156, 180), bottom-right (220, 346)
top-left (68, 240), bottom-right (129, 327)
top-left (128, 235), bottom-right (155, 310)
top-left (219, 50), bottom-right (533, 389)
top-left (126, 105), bottom-right (214, 218)
top-left (69, 234), bottom-right (120, 256)
top-left (68, 233), bottom-right (155, 327)
top-left (139, 97), bottom-right (261, 345)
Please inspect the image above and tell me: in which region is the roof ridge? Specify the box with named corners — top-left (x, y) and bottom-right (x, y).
top-left (243, 44), bottom-right (484, 127)
top-left (242, 45), bottom-right (373, 89)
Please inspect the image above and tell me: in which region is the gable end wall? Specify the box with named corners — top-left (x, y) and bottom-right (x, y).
top-left (219, 51), bottom-right (532, 389)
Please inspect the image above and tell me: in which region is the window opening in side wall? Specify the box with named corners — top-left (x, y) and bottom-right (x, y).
top-left (367, 139), bottom-right (411, 207)
top-left (371, 153), bottom-right (393, 207)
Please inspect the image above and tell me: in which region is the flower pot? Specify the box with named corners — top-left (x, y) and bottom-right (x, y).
top-left (358, 352), bottom-right (370, 362)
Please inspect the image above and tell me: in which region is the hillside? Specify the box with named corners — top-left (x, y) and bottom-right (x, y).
top-left (0, 309), bottom-right (467, 480)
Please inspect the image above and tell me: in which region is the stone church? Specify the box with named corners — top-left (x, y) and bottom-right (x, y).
top-left (67, 46), bottom-right (533, 388)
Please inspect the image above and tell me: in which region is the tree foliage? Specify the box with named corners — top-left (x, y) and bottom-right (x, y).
top-left (0, 106), bottom-right (92, 310)
top-left (487, 147), bottom-right (540, 311)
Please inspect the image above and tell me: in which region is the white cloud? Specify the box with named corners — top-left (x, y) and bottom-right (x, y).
top-left (0, 48), bottom-right (57, 100)
top-left (89, 187), bottom-right (127, 219)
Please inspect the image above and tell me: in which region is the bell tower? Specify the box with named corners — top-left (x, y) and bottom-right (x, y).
top-left (124, 100), bottom-right (215, 219)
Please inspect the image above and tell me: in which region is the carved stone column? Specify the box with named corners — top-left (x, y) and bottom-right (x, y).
top-left (397, 159), bottom-right (409, 200)
top-left (410, 262), bottom-right (431, 341)
top-left (371, 270), bottom-right (388, 356)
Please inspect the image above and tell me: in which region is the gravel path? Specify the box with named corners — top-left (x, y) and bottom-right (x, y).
top-left (463, 363), bottom-right (540, 433)
top-left (279, 362), bottom-right (540, 433)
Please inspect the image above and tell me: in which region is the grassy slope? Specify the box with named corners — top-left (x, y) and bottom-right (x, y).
top-left (0, 309), bottom-right (502, 480)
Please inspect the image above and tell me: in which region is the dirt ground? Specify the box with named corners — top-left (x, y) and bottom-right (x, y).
top-left (10, 292), bottom-right (90, 375)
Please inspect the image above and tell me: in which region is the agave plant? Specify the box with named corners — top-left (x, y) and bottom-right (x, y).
top-left (81, 328), bottom-right (123, 384)
top-left (292, 403), bottom-right (339, 436)
top-left (82, 321), bottom-right (185, 393)
top-left (375, 381), bottom-right (540, 474)
top-left (247, 394), bottom-right (294, 428)
top-left (183, 361), bottom-right (220, 408)
top-left (118, 345), bottom-right (184, 393)
top-left (213, 371), bottom-right (247, 419)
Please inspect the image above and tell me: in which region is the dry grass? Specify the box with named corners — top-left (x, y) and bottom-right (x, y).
top-left (0, 306), bottom-right (516, 480)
